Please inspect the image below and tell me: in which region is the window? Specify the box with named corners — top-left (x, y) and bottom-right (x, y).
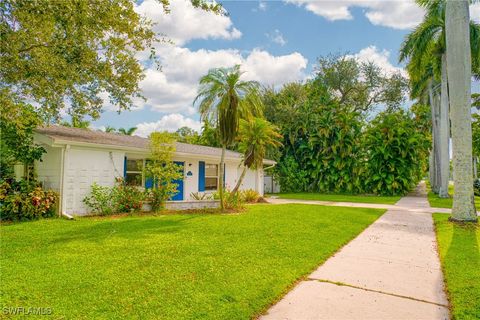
top-left (205, 163), bottom-right (218, 191)
top-left (125, 159), bottom-right (143, 186)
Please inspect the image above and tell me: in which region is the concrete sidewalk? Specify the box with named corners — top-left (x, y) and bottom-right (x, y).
top-left (261, 184), bottom-right (449, 320)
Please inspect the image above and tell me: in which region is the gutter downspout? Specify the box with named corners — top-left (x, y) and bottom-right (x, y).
top-left (59, 144), bottom-right (73, 219)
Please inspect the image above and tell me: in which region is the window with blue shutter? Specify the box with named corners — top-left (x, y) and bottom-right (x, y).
top-left (198, 161), bottom-right (205, 192)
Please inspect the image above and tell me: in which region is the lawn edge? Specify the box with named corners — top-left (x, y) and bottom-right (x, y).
top-left (253, 207), bottom-right (387, 319)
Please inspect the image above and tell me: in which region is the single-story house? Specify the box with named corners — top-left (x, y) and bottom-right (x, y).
top-left (33, 126), bottom-right (275, 216)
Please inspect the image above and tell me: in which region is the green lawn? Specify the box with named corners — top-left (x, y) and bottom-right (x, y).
top-left (433, 214), bottom-right (480, 320)
top-left (0, 204), bottom-right (383, 319)
top-left (428, 185), bottom-right (480, 209)
top-left (273, 193), bottom-right (401, 205)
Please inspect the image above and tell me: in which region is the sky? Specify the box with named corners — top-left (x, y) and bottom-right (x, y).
top-left (92, 0), bottom-right (480, 137)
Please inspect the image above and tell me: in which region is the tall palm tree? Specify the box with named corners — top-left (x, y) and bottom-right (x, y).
top-left (194, 65), bottom-right (263, 210)
top-left (400, 0), bottom-right (480, 198)
top-left (445, 0), bottom-right (477, 221)
top-left (118, 127), bottom-right (137, 135)
top-left (231, 118), bottom-right (282, 195)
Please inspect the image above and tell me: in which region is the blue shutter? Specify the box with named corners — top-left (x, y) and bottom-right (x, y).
top-left (198, 161), bottom-right (205, 192)
top-left (145, 159), bottom-right (153, 189)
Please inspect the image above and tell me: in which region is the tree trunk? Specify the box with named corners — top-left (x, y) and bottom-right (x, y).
top-left (231, 166), bottom-right (248, 195)
top-left (445, 0), bottom-right (477, 221)
top-left (438, 53), bottom-right (451, 198)
top-left (429, 150), bottom-right (436, 189)
top-left (219, 146), bottom-right (225, 211)
top-left (428, 81), bottom-right (440, 193)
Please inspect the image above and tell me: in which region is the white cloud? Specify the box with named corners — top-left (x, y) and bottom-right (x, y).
top-left (135, 44), bottom-right (307, 113)
top-left (287, 0), bottom-right (424, 29)
top-left (288, 0), bottom-right (480, 29)
top-left (259, 2), bottom-right (267, 11)
top-left (135, 0), bottom-right (241, 45)
top-left (347, 46), bottom-right (407, 77)
top-left (266, 29), bottom-right (287, 46)
top-left (135, 113), bottom-right (202, 137)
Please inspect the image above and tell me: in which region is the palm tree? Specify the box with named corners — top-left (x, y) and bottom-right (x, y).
top-left (400, 0), bottom-right (480, 198)
top-left (194, 65), bottom-right (263, 210)
top-left (231, 118), bottom-right (282, 195)
top-left (105, 126), bottom-right (117, 133)
top-left (118, 127), bottom-right (137, 135)
top-left (445, 0), bottom-right (477, 221)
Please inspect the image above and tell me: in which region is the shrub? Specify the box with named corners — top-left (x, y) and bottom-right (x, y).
top-left (145, 186), bottom-right (170, 212)
top-left (0, 179), bottom-right (58, 221)
top-left (190, 192), bottom-right (213, 200)
top-left (241, 189), bottom-right (260, 203)
top-left (362, 110), bottom-right (429, 196)
top-left (112, 183), bottom-right (145, 213)
top-left (474, 179), bottom-right (480, 197)
top-left (83, 182), bottom-right (114, 215)
top-left (213, 189), bottom-right (245, 210)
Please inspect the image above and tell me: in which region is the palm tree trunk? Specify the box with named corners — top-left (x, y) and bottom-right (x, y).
top-left (445, 0), bottom-right (477, 221)
top-left (219, 146), bottom-right (225, 211)
top-left (438, 53), bottom-right (451, 198)
top-left (428, 81), bottom-right (440, 193)
top-left (231, 166), bottom-right (247, 195)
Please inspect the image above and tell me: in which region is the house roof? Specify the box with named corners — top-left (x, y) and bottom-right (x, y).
top-left (35, 126), bottom-right (276, 165)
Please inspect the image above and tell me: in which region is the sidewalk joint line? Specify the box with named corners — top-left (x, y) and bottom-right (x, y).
top-left (309, 279), bottom-right (449, 308)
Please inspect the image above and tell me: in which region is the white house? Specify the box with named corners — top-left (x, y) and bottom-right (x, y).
top-left (34, 126), bottom-right (275, 216)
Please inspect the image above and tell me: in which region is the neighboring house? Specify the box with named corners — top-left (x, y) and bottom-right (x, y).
top-left (34, 126), bottom-right (275, 216)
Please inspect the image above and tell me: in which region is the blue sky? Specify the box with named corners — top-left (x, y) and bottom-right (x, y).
top-left (92, 0), bottom-right (480, 137)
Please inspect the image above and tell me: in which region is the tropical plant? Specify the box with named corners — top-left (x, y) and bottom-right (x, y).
top-left (194, 65), bottom-right (263, 210)
top-left (83, 182), bottom-right (115, 215)
top-left (112, 183), bottom-right (145, 213)
top-left (445, 0), bottom-right (477, 221)
top-left (400, 0), bottom-right (480, 198)
top-left (362, 110), bottom-right (429, 196)
top-left (118, 127), bottom-right (138, 136)
top-left (190, 192), bottom-right (213, 200)
top-left (144, 132), bottom-right (183, 212)
top-left (231, 117), bottom-right (282, 195)
top-left (104, 126), bottom-right (117, 133)
top-left (1, 179), bottom-right (58, 221)
top-left (241, 189), bottom-right (260, 203)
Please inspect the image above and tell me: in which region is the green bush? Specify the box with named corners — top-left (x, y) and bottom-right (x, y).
top-left (241, 189), bottom-right (260, 203)
top-left (112, 183), bottom-right (145, 213)
top-left (362, 110), bottom-right (428, 196)
top-left (84, 180), bottom-right (145, 215)
top-left (474, 179), bottom-right (480, 197)
top-left (145, 186), bottom-right (170, 212)
top-left (213, 189), bottom-right (245, 210)
top-left (83, 182), bottom-right (114, 215)
top-left (0, 179), bottom-right (58, 221)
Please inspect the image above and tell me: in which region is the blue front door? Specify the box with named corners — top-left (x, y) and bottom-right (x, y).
top-left (171, 161), bottom-right (184, 201)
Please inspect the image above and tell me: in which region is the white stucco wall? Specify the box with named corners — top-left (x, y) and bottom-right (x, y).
top-left (63, 147), bottom-right (124, 215)
top-left (36, 145), bottom-right (62, 192)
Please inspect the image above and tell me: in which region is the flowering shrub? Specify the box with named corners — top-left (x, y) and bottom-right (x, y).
top-left (84, 179), bottom-right (145, 215)
top-left (0, 179), bottom-right (58, 221)
top-left (113, 183), bottom-right (145, 213)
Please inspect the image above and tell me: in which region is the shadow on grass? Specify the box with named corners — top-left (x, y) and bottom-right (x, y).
top-left (53, 215), bottom-right (203, 244)
top-left (444, 222), bottom-right (480, 319)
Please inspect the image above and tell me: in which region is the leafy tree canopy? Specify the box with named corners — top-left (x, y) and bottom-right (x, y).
top-left (0, 0), bottom-right (222, 124)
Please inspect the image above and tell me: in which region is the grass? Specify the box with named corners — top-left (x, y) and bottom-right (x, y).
top-left (0, 204), bottom-right (384, 319)
top-left (427, 185), bottom-right (480, 209)
top-left (433, 214), bottom-right (480, 319)
top-left (273, 193), bottom-right (401, 205)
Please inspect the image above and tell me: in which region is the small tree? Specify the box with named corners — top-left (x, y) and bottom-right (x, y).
top-left (144, 132), bottom-right (183, 212)
top-left (231, 118), bottom-right (282, 195)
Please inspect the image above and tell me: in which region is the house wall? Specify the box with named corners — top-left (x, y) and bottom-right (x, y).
top-left (63, 146), bottom-right (124, 215)
top-left (35, 145), bottom-right (62, 192)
